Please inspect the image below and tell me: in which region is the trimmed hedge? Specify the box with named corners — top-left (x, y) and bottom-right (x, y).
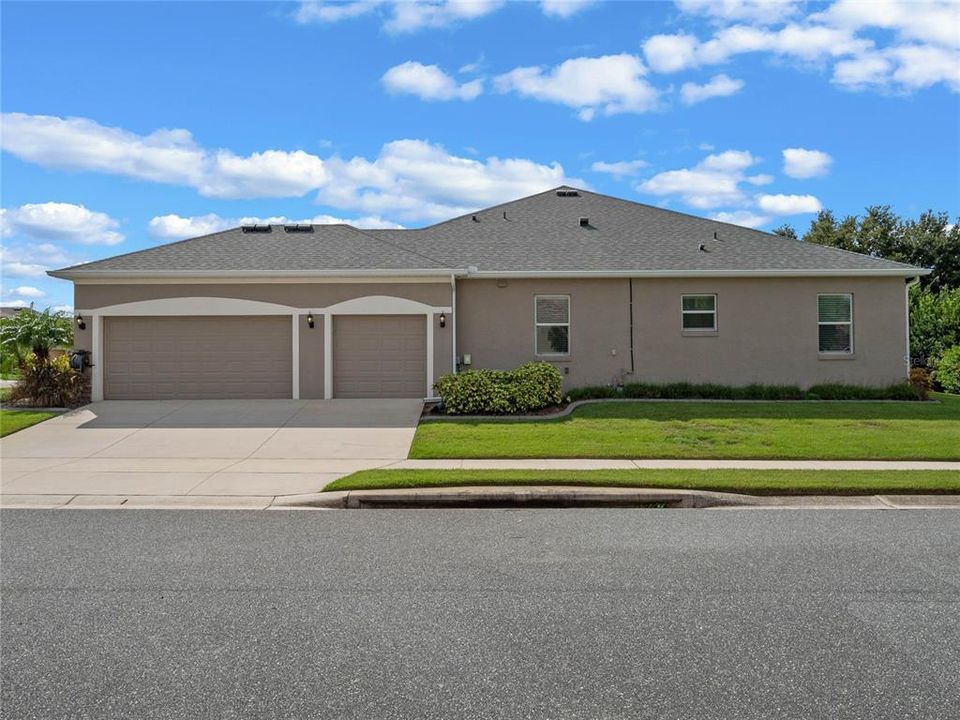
top-left (566, 381), bottom-right (929, 403)
top-left (434, 362), bottom-right (563, 415)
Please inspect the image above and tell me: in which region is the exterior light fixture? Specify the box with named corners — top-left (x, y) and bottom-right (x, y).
top-left (439, 313), bottom-right (446, 328)
top-left (307, 312), bottom-right (315, 329)
top-left (76, 315), bottom-right (86, 330)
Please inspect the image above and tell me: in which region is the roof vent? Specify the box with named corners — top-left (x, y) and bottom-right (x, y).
top-left (556, 189), bottom-right (580, 197)
top-left (579, 217), bottom-right (590, 227)
top-left (713, 231), bottom-right (718, 240)
top-left (698, 243), bottom-right (707, 252)
top-left (283, 224), bottom-right (314, 233)
top-left (241, 224), bottom-right (272, 233)
top-left (472, 215), bottom-right (479, 222)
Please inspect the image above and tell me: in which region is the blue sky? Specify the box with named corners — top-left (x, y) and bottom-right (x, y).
top-left (2, 0), bottom-right (958, 311)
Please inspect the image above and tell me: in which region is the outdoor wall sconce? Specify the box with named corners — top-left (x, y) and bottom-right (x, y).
top-left (439, 312), bottom-right (446, 328)
top-left (75, 315), bottom-right (86, 330)
top-left (307, 312), bottom-right (315, 329)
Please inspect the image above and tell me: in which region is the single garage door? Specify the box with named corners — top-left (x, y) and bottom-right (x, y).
top-left (104, 316), bottom-right (292, 400)
top-left (333, 315), bottom-right (426, 398)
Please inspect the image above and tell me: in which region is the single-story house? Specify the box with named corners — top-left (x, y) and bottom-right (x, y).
top-left (50, 187), bottom-right (927, 401)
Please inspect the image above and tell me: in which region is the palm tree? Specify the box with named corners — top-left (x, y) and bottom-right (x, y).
top-left (0, 305), bottom-right (74, 365)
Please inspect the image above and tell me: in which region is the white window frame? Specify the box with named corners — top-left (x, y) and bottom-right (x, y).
top-left (681, 294), bottom-right (717, 332)
top-left (534, 294), bottom-right (571, 357)
top-left (817, 293), bottom-right (854, 355)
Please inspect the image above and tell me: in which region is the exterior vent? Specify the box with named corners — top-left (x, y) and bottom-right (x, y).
top-left (472, 215), bottom-right (479, 222)
top-left (579, 217), bottom-right (590, 227)
top-left (284, 224), bottom-right (314, 233)
top-left (241, 224), bottom-right (272, 233)
top-left (556, 189), bottom-right (580, 197)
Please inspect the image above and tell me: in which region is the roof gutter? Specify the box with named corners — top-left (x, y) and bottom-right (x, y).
top-left (48, 266), bottom-right (930, 282)
top-left (460, 268), bottom-right (931, 279)
top-left (47, 268), bottom-right (467, 281)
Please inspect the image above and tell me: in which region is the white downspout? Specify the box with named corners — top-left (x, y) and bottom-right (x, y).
top-left (451, 273), bottom-right (458, 374)
top-left (905, 276), bottom-right (920, 379)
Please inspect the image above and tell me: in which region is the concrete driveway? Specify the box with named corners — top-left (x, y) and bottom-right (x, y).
top-left (1, 399), bottom-right (422, 504)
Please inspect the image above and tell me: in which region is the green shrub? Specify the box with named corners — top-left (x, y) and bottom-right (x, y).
top-left (565, 381), bottom-right (927, 403)
top-left (935, 345), bottom-right (960, 394)
top-left (910, 287), bottom-right (960, 367)
top-left (10, 355), bottom-right (90, 408)
top-left (434, 362), bottom-right (562, 414)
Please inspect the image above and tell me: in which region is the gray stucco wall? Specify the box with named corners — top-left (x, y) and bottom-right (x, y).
top-left (74, 282), bottom-right (453, 399)
top-left (456, 276), bottom-right (909, 389)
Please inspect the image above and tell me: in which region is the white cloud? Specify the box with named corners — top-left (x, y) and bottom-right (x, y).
top-left (0, 300), bottom-right (29, 309)
top-left (1, 261), bottom-right (49, 278)
top-left (295, 0), bottom-right (586, 29)
top-left (382, 61), bottom-right (483, 101)
top-left (51, 304), bottom-right (74, 314)
top-left (590, 159), bottom-right (649, 177)
top-left (812, 0), bottom-right (960, 50)
top-left (676, 0), bottom-right (801, 25)
top-left (2, 113), bottom-right (579, 222)
top-left (638, 150), bottom-right (758, 208)
top-left (679, 74), bottom-right (745, 104)
top-left (494, 54), bottom-right (658, 120)
top-left (318, 139), bottom-right (584, 221)
top-left (782, 148), bottom-right (833, 178)
top-left (0, 202), bottom-right (124, 245)
top-left (294, 1), bottom-right (384, 24)
top-left (7, 286), bottom-right (45, 298)
top-left (540, 0), bottom-right (595, 18)
top-left (710, 210), bottom-right (771, 228)
top-left (148, 213), bottom-right (405, 240)
top-left (0, 242), bottom-right (86, 279)
top-left (645, 1), bottom-right (959, 94)
top-left (756, 193), bottom-right (822, 215)
top-left (746, 173), bottom-right (774, 185)
top-left (384, 0), bottom-right (504, 33)
top-left (888, 44), bottom-right (960, 90)
top-left (0, 113), bottom-right (328, 200)
top-left (643, 34), bottom-right (700, 73)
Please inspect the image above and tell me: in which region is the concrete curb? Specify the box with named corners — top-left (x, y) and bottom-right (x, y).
top-left (420, 397), bottom-right (937, 422)
top-left (268, 487), bottom-right (960, 510)
top-left (3, 488), bottom-right (960, 510)
top-left (271, 486), bottom-right (755, 508)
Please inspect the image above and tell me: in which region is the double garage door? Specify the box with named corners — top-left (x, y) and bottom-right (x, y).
top-left (102, 314), bottom-right (425, 400)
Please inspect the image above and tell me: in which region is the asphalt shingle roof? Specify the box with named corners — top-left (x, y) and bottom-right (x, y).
top-left (51, 187), bottom-right (923, 277)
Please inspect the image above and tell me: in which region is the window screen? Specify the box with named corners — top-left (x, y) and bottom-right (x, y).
top-left (535, 296), bottom-right (570, 355)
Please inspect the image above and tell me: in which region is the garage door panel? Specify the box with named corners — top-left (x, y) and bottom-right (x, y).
top-left (333, 315), bottom-right (426, 398)
top-left (104, 316), bottom-right (292, 400)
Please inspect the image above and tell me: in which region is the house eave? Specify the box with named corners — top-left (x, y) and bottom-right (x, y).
top-left (49, 266), bottom-right (929, 282)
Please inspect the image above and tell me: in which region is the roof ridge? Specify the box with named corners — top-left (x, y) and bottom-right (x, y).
top-left (416, 185), bottom-right (573, 232)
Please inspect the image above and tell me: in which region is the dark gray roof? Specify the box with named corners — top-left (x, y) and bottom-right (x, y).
top-left (51, 187), bottom-right (924, 277)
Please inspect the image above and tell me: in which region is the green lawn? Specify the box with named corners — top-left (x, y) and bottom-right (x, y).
top-left (410, 393), bottom-right (960, 460)
top-left (0, 409), bottom-right (57, 437)
top-left (326, 469), bottom-right (960, 494)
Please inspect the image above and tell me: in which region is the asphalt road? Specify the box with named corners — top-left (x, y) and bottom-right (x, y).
top-left (2, 509), bottom-right (959, 720)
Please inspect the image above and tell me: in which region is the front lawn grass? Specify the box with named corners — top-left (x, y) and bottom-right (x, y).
top-left (325, 469), bottom-right (960, 495)
top-left (410, 393), bottom-right (960, 460)
top-left (0, 409), bottom-right (57, 437)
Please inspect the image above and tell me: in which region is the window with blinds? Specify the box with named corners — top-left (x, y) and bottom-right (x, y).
top-left (818, 293), bottom-right (853, 353)
top-left (535, 295), bottom-right (570, 355)
top-left (681, 294), bottom-right (717, 331)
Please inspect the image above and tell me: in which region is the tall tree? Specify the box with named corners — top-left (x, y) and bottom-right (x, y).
top-left (772, 224), bottom-right (797, 240)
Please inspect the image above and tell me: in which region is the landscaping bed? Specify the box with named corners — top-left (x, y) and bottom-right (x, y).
top-left (411, 393), bottom-right (960, 460)
top-left (325, 469), bottom-right (960, 495)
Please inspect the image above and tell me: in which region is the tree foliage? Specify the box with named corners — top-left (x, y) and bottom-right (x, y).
top-left (799, 206), bottom-right (959, 292)
top-left (0, 306), bottom-right (74, 364)
top-left (909, 287), bottom-right (960, 366)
